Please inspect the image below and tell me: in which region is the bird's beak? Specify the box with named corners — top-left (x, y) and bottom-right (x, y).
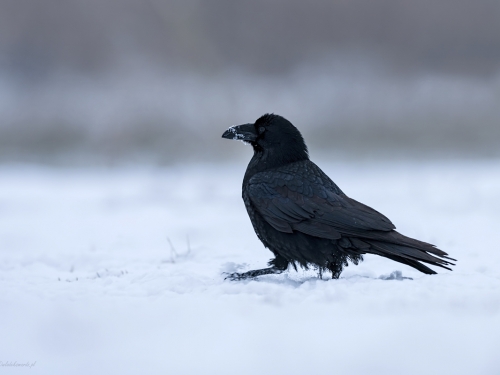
top-left (222, 123), bottom-right (257, 142)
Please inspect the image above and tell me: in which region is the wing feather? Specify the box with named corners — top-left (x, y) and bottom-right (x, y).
top-left (247, 166), bottom-right (395, 239)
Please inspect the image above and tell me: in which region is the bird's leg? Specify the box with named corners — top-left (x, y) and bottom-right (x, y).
top-left (224, 266), bottom-right (285, 280)
top-left (327, 261), bottom-right (344, 279)
top-left (224, 255), bottom-right (289, 281)
top-left (330, 268), bottom-right (342, 279)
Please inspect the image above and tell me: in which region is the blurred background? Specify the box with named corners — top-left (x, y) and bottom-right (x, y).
top-left (1, 0), bottom-right (499, 166)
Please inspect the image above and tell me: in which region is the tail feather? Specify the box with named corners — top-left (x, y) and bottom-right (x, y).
top-left (370, 241), bottom-right (452, 265)
top-left (346, 231), bottom-right (455, 274)
top-left (368, 241), bottom-right (454, 271)
top-left (371, 252), bottom-right (438, 274)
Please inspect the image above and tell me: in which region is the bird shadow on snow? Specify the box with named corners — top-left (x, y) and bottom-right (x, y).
top-left (290, 270), bottom-right (412, 285)
top-left (220, 263), bottom-right (412, 286)
top-left (338, 270), bottom-right (413, 281)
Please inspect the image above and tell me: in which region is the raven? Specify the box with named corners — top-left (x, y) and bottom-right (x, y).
top-left (222, 114), bottom-right (455, 280)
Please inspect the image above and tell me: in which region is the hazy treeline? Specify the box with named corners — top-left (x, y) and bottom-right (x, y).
top-left (1, 0), bottom-right (499, 164)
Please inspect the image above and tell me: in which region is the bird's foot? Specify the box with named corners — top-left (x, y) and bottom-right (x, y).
top-left (224, 267), bottom-right (285, 281)
top-left (223, 272), bottom-right (250, 281)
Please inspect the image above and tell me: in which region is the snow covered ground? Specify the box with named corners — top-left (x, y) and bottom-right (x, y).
top-left (1, 159), bottom-right (499, 374)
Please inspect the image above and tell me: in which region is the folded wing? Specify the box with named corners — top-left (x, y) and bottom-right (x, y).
top-left (247, 162), bottom-right (454, 273)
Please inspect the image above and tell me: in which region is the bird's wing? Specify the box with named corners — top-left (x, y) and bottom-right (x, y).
top-left (247, 164), bottom-right (395, 240)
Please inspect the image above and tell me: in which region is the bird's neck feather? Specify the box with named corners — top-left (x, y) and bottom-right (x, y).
top-left (244, 145), bottom-right (309, 182)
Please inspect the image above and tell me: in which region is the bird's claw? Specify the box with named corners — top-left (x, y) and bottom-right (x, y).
top-left (223, 266), bottom-right (286, 280)
top-left (223, 272), bottom-right (250, 281)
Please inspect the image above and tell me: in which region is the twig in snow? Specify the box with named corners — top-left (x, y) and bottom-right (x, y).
top-left (167, 237), bottom-right (177, 263)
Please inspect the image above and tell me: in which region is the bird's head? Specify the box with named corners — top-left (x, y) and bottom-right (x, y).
top-left (222, 114), bottom-right (309, 164)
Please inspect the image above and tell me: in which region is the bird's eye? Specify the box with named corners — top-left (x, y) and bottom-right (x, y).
top-left (259, 126), bottom-right (265, 133)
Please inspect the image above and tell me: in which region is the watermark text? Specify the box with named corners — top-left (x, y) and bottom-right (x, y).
top-left (0, 361), bottom-right (36, 369)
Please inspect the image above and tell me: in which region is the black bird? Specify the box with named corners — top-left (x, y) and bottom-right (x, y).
top-left (222, 114), bottom-right (455, 280)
